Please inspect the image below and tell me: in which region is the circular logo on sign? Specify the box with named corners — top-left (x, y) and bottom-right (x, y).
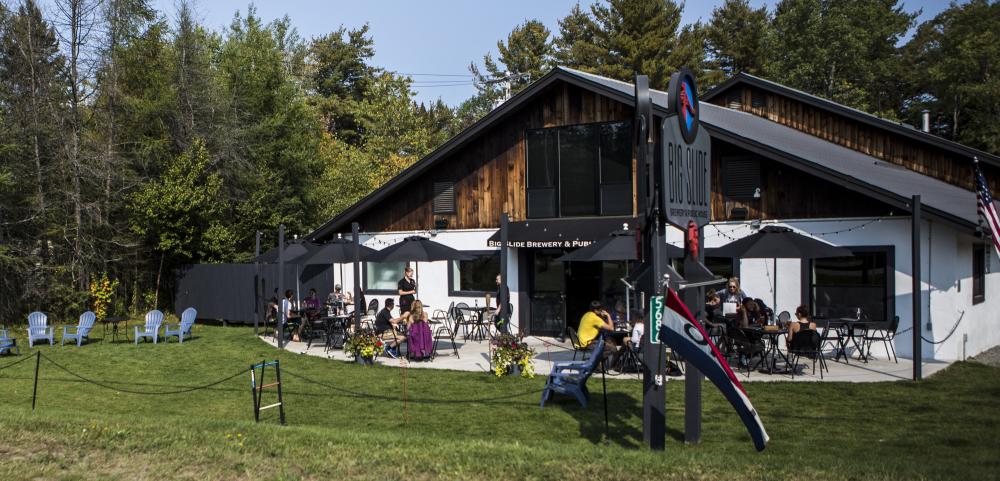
top-left (669, 69), bottom-right (699, 144)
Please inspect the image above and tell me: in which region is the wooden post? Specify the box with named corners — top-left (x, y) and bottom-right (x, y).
top-left (254, 231), bottom-right (261, 336)
top-left (912, 195), bottom-right (922, 380)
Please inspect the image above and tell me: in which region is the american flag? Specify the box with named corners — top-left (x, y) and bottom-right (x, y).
top-left (974, 158), bottom-right (1000, 257)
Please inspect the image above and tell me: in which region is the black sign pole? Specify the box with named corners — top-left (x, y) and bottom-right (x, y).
top-left (912, 195), bottom-right (922, 380)
top-left (352, 222), bottom-right (362, 333)
top-left (277, 224), bottom-right (285, 349)
top-left (683, 239), bottom-right (704, 444)
top-left (254, 231), bottom-right (261, 336)
top-left (636, 74), bottom-right (666, 451)
top-left (500, 212), bottom-right (510, 331)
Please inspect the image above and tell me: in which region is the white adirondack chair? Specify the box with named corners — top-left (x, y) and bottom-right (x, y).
top-left (0, 329), bottom-right (19, 355)
top-left (135, 310), bottom-right (164, 345)
top-left (164, 307), bottom-right (197, 343)
top-left (62, 311), bottom-right (97, 346)
top-left (26, 312), bottom-right (53, 347)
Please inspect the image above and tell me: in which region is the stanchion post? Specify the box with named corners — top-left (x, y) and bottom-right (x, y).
top-left (32, 351), bottom-right (40, 410)
top-left (912, 195), bottom-right (922, 380)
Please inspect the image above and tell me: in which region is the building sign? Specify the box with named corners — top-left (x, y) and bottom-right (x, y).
top-left (486, 239), bottom-right (593, 249)
top-left (662, 68), bottom-right (711, 229)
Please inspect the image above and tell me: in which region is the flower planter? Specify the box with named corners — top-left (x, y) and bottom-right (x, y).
top-left (506, 363), bottom-right (521, 377)
top-left (356, 356), bottom-right (374, 366)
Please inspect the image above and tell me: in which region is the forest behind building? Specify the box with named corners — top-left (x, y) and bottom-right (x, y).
top-left (1, 0), bottom-right (997, 320)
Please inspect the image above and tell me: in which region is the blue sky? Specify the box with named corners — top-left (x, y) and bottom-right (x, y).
top-left (145, 0), bottom-right (952, 106)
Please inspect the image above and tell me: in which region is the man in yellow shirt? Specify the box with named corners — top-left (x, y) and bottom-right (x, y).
top-left (577, 301), bottom-right (620, 370)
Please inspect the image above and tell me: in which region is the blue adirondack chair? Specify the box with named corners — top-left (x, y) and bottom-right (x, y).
top-left (0, 329), bottom-right (18, 355)
top-left (135, 310), bottom-right (164, 345)
top-left (62, 311), bottom-right (97, 346)
top-left (164, 307), bottom-right (197, 343)
top-left (540, 334), bottom-right (606, 408)
top-left (26, 312), bottom-right (53, 347)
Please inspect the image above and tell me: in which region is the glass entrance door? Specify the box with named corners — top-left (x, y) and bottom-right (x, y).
top-left (529, 250), bottom-right (565, 336)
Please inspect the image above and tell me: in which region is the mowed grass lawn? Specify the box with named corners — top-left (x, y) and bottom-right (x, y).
top-left (0, 325), bottom-right (998, 481)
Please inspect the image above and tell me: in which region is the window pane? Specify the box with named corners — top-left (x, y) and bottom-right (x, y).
top-left (559, 124), bottom-right (598, 216)
top-left (527, 129), bottom-right (557, 189)
top-left (811, 252), bottom-right (887, 321)
top-left (365, 262), bottom-right (406, 291)
top-left (705, 257), bottom-right (734, 280)
top-left (599, 122), bottom-right (631, 183)
top-left (451, 255), bottom-right (500, 293)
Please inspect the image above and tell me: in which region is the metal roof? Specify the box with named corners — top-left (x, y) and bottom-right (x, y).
top-left (702, 72), bottom-right (1000, 167)
top-left (308, 67), bottom-right (985, 239)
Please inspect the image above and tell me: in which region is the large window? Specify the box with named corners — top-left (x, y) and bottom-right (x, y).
top-left (526, 120), bottom-right (633, 218)
top-left (810, 248), bottom-right (892, 322)
top-left (973, 243), bottom-right (986, 305)
top-left (449, 253), bottom-right (500, 295)
top-left (365, 262), bottom-right (406, 292)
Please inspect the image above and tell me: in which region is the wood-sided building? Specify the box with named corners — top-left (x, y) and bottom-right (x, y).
top-left (307, 67), bottom-right (1000, 362)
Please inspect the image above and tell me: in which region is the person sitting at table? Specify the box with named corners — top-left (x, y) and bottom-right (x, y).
top-left (786, 305), bottom-right (817, 343)
top-left (281, 290), bottom-right (303, 342)
top-left (304, 288), bottom-right (321, 309)
top-left (716, 277), bottom-right (749, 321)
top-left (741, 298), bottom-right (764, 327)
top-left (610, 301), bottom-right (629, 330)
top-left (375, 298), bottom-right (406, 359)
top-left (628, 310), bottom-right (645, 355)
top-left (703, 291), bottom-right (727, 331)
top-left (398, 267), bottom-right (417, 315)
top-left (405, 300), bottom-right (433, 361)
top-left (578, 301), bottom-right (621, 371)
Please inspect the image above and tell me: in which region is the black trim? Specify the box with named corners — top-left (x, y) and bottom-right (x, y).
top-left (447, 250), bottom-right (500, 297)
top-left (973, 243), bottom-right (986, 305)
top-left (703, 73), bottom-right (1000, 168)
top-left (804, 245), bottom-right (896, 324)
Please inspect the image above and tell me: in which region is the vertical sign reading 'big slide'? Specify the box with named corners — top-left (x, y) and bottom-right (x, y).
top-left (662, 68), bottom-right (711, 230)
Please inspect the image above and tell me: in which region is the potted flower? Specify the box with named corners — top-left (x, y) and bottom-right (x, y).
top-left (344, 329), bottom-right (384, 366)
top-left (490, 334), bottom-right (535, 378)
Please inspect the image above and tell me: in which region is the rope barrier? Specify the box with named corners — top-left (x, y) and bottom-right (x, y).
top-left (39, 354), bottom-right (246, 395)
top-left (282, 369), bottom-right (543, 405)
top-left (0, 355), bottom-right (34, 371)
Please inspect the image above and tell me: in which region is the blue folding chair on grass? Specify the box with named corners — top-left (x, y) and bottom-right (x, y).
top-left (62, 311), bottom-right (97, 346)
top-left (540, 335), bottom-right (605, 408)
top-left (164, 307), bottom-right (197, 343)
top-left (26, 312), bottom-right (53, 347)
top-left (1, 329), bottom-right (18, 355)
top-left (135, 310), bottom-right (164, 345)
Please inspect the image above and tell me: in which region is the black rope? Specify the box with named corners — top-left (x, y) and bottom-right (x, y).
top-left (39, 354), bottom-right (245, 395)
top-left (282, 369), bottom-right (544, 404)
top-left (0, 355), bottom-right (33, 371)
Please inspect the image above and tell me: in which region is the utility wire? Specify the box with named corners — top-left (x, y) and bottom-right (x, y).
top-left (0, 355), bottom-right (34, 371)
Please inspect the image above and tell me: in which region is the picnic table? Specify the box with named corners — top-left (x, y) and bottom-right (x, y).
top-left (101, 316), bottom-right (130, 343)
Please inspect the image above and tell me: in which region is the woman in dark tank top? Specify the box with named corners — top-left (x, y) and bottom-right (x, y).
top-left (787, 305), bottom-right (817, 343)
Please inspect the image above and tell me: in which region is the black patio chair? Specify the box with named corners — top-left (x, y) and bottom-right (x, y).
top-left (728, 326), bottom-right (765, 377)
top-left (366, 298), bottom-right (379, 315)
top-left (431, 305), bottom-right (460, 360)
top-left (787, 329), bottom-right (827, 379)
top-left (863, 315), bottom-right (899, 363)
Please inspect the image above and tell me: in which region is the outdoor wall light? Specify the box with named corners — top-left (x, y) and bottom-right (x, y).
top-left (753, 187), bottom-right (762, 199)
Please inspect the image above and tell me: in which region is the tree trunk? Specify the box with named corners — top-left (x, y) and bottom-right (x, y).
top-left (154, 252), bottom-right (164, 309)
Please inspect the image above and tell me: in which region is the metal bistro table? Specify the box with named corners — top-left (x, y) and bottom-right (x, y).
top-left (461, 306), bottom-right (491, 342)
top-left (101, 316), bottom-right (130, 343)
top-left (748, 326), bottom-right (790, 374)
top-left (830, 318), bottom-right (869, 363)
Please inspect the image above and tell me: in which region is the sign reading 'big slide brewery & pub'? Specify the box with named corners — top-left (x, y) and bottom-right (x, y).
top-left (662, 68), bottom-right (711, 229)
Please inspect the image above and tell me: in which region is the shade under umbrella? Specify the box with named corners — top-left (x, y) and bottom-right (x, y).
top-left (711, 225), bottom-right (853, 259)
top-left (255, 240), bottom-right (320, 263)
top-left (711, 225), bottom-right (852, 314)
top-left (293, 238), bottom-right (377, 265)
top-left (366, 236), bottom-right (474, 262)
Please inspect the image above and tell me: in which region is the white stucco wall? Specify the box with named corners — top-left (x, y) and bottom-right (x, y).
top-left (328, 229), bottom-right (521, 335)
top-left (667, 217), bottom-right (1000, 362)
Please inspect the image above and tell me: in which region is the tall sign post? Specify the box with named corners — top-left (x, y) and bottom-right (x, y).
top-left (636, 75), bottom-right (667, 451)
top-left (662, 68), bottom-right (712, 445)
top-left (277, 224), bottom-right (285, 349)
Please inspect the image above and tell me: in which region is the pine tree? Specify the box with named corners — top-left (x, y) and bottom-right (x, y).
top-left (704, 0), bottom-right (771, 87)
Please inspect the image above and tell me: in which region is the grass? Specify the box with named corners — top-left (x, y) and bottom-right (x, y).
top-left (0, 324), bottom-right (998, 480)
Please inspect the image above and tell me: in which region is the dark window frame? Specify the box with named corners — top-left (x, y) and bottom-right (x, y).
top-left (526, 120), bottom-right (633, 219)
top-left (973, 243), bottom-right (986, 305)
top-left (802, 245), bottom-right (895, 324)
top-left (447, 250), bottom-right (501, 297)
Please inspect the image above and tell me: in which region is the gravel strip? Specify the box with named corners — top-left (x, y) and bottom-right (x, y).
top-left (969, 345), bottom-right (1000, 367)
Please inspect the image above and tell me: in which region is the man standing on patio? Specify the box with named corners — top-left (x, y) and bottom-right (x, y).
top-left (494, 274), bottom-right (511, 335)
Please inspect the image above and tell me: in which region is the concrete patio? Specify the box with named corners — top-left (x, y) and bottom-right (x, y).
top-left (259, 332), bottom-right (951, 383)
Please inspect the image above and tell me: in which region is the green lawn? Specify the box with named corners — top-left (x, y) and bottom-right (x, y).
top-left (0, 325), bottom-right (997, 481)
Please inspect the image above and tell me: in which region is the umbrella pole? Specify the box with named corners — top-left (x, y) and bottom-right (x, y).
top-left (773, 258), bottom-right (777, 318)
